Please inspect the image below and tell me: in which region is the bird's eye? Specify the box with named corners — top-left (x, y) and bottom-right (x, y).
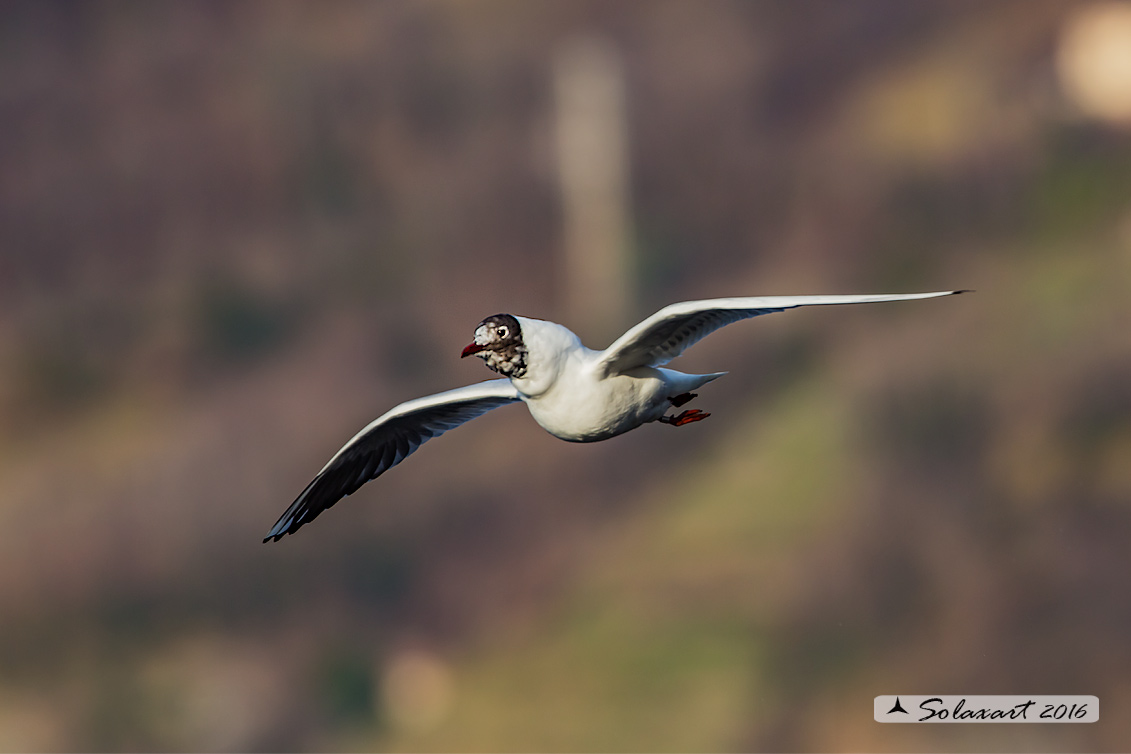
top-left (497, 326), bottom-right (508, 338)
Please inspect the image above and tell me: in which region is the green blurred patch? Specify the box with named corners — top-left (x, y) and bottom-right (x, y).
top-left (318, 647), bottom-right (377, 727)
top-left (84, 662), bottom-right (161, 751)
top-left (397, 616), bottom-right (758, 753)
top-left (338, 543), bottom-right (416, 609)
top-left (607, 376), bottom-right (854, 584)
top-left (193, 277), bottom-right (297, 364)
top-left (18, 334), bottom-right (109, 411)
top-left (11, 300), bottom-right (149, 417)
top-left (1026, 127), bottom-right (1131, 242)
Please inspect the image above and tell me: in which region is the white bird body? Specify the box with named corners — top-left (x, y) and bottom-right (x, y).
top-left (264, 290), bottom-right (967, 541)
top-left (509, 316), bottom-right (724, 442)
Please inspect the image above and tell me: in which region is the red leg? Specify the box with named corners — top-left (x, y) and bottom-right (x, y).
top-left (660, 409), bottom-right (711, 427)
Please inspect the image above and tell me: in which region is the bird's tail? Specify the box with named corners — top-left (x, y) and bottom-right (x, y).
top-left (691, 371), bottom-right (728, 389)
top-left (661, 369), bottom-right (727, 393)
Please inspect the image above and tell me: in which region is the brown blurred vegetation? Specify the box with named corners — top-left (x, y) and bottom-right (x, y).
top-left (2, 1), bottom-right (1131, 751)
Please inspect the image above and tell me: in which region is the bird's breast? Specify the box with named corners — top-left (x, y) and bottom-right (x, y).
top-left (520, 368), bottom-right (670, 443)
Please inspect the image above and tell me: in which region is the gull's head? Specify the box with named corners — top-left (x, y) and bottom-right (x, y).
top-left (461, 313), bottom-right (527, 378)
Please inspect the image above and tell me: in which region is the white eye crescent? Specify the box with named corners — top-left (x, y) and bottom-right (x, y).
top-left (497, 326), bottom-right (508, 338)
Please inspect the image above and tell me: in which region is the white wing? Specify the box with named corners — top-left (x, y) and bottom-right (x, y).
top-left (595, 291), bottom-right (967, 377)
top-left (264, 379), bottom-right (521, 542)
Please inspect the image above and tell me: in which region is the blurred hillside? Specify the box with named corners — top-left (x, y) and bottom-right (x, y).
top-left (2, 1), bottom-right (1131, 751)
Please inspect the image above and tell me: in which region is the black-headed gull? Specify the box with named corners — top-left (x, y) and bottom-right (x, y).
top-left (264, 291), bottom-right (964, 541)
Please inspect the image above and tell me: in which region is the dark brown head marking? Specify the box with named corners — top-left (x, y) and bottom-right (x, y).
top-left (461, 314), bottom-right (527, 379)
top-left (465, 314), bottom-right (527, 378)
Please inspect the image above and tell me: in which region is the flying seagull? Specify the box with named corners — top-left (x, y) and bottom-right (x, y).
top-left (264, 290), bottom-right (965, 541)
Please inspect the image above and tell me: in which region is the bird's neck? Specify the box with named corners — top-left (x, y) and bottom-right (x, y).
top-left (508, 317), bottom-right (586, 398)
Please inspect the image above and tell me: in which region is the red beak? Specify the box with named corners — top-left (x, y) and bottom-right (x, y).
top-left (461, 342), bottom-right (485, 358)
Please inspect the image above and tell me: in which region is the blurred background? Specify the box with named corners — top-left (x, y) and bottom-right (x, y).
top-left (2, 1), bottom-right (1131, 751)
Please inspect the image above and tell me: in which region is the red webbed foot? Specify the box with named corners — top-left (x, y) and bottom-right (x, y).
top-left (660, 408), bottom-right (711, 427)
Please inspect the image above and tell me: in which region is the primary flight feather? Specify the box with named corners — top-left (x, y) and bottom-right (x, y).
top-left (264, 290), bottom-right (965, 541)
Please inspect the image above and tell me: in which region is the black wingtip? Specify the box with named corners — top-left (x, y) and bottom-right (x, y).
top-left (262, 524), bottom-right (292, 544)
top-left (953, 289), bottom-right (974, 294)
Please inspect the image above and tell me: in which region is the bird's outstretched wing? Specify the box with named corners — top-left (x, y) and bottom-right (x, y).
top-left (594, 291), bottom-right (966, 377)
top-left (264, 379), bottom-right (521, 542)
